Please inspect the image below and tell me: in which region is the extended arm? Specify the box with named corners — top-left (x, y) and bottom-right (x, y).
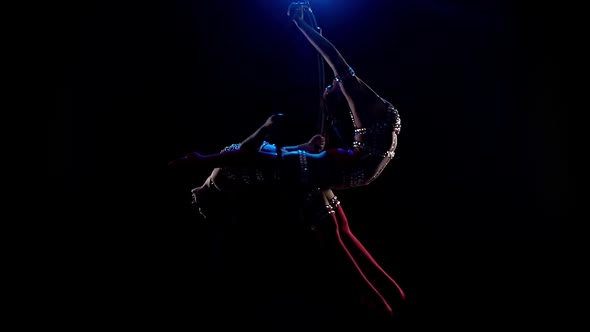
top-left (240, 113), bottom-right (285, 151)
top-left (282, 134), bottom-right (325, 153)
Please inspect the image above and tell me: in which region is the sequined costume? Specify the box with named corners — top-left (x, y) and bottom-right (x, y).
top-left (208, 141), bottom-right (280, 192)
top-left (327, 67), bottom-right (402, 188)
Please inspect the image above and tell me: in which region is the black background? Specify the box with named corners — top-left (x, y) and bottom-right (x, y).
top-left (51, 0), bottom-right (564, 329)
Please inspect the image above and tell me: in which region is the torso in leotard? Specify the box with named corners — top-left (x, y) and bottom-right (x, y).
top-left (338, 98), bottom-right (401, 188)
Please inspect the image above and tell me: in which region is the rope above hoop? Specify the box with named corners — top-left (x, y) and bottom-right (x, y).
top-left (297, 2), bottom-right (327, 138)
